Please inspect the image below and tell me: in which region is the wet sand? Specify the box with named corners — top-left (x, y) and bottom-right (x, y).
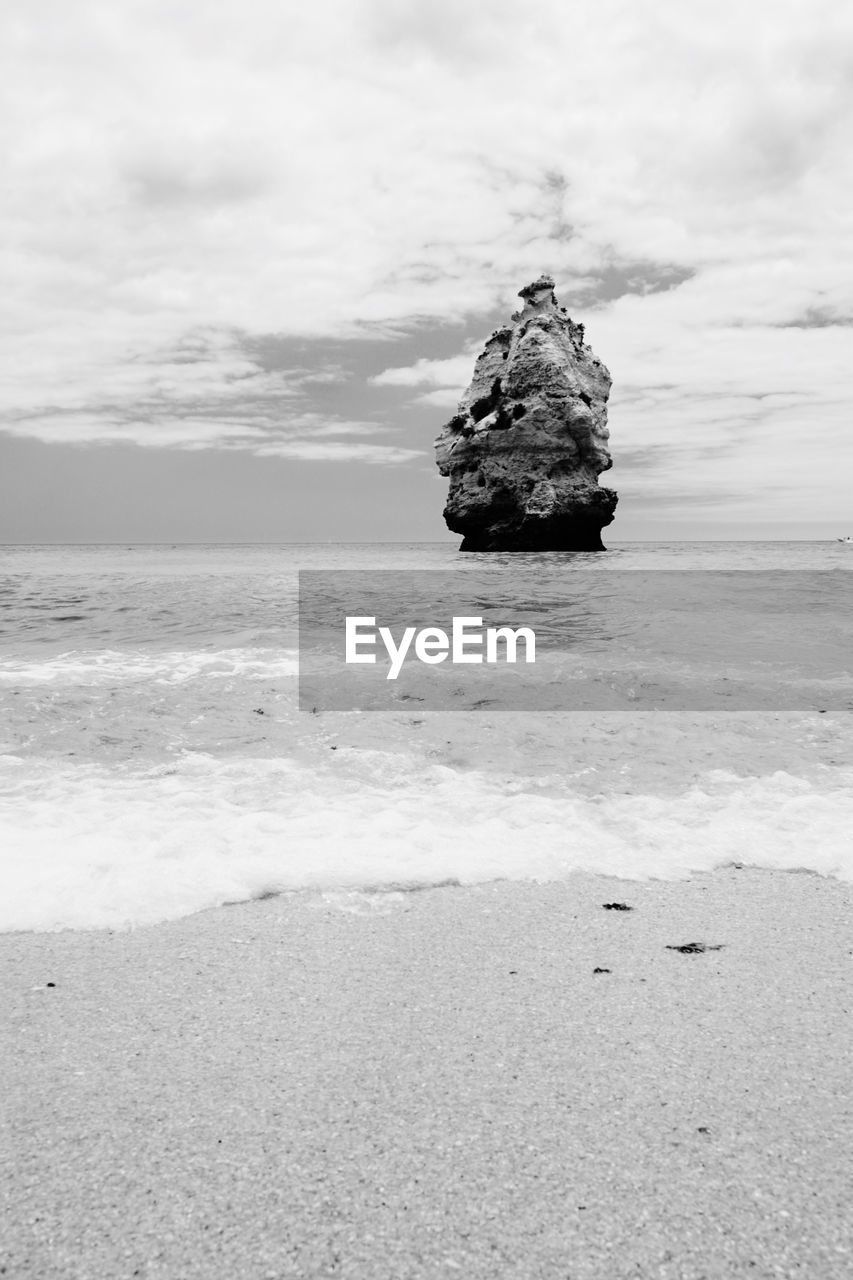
top-left (3, 868), bottom-right (852, 1279)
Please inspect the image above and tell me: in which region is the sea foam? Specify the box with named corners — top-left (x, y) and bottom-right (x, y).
top-left (1, 751), bottom-right (851, 931)
top-left (0, 648), bottom-right (299, 685)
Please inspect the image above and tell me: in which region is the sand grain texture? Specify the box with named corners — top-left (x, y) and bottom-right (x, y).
top-left (3, 869), bottom-right (852, 1279)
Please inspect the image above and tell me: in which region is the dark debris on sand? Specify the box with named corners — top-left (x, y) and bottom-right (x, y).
top-left (666, 942), bottom-right (725, 954)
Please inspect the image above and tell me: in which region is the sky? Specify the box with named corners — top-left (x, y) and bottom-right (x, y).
top-left (1, 0), bottom-right (851, 542)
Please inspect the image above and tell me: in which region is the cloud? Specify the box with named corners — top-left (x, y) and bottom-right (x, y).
top-left (0, 324), bottom-right (415, 461)
top-left (370, 352), bottom-right (475, 411)
top-left (253, 441), bottom-right (423, 464)
top-left (412, 388), bottom-right (467, 409)
top-left (2, 405), bottom-right (416, 461)
top-left (370, 354), bottom-right (474, 388)
top-left (0, 0), bottom-right (851, 514)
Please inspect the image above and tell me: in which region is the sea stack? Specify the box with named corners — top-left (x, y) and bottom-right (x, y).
top-left (435, 275), bottom-right (617, 551)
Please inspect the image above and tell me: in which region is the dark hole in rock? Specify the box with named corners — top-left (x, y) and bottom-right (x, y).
top-left (469, 377), bottom-right (503, 423)
top-left (512, 403), bottom-right (526, 419)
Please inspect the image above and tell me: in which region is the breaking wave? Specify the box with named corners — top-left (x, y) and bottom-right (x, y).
top-left (1, 751), bottom-right (851, 931)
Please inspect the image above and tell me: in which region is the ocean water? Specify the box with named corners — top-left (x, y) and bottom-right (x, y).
top-left (1, 541), bottom-right (851, 931)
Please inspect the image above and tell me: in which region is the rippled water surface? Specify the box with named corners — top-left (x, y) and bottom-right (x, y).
top-left (1, 542), bottom-right (851, 930)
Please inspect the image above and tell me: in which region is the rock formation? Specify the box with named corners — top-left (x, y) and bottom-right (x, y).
top-left (435, 275), bottom-right (617, 551)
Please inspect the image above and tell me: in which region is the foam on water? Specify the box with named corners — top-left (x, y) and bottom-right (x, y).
top-left (0, 648), bottom-right (299, 685)
top-left (2, 751), bottom-right (851, 931)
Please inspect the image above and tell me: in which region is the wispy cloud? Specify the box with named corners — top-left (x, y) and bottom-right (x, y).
top-left (2, 405), bottom-right (413, 456)
top-left (370, 353), bottom-right (477, 391)
top-left (369, 352), bottom-right (477, 410)
top-left (254, 441), bottom-right (423, 464)
top-left (0, 326), bottom-right (414, 462)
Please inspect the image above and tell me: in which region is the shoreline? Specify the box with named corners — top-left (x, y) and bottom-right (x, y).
top-left (4, 868), bottom-right (852, 1279)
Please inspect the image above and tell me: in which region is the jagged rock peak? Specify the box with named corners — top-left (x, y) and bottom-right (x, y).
top-left (518, 272), bottom-right (555, 298)
top-left (434, 276), bottom-right (617, 552)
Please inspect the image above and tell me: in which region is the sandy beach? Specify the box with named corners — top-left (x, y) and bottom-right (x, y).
top-left (3, 867), bottom-right (851, 1279)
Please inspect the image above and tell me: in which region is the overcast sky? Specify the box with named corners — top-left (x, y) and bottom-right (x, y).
top-left (1, 0), bottom-right (851, 542)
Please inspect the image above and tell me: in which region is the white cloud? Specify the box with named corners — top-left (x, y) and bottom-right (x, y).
top-left (370, 353), bottom-right (474, 409)
top-left (413, 388), bottom-right (467, 410)
top-left (0, 0), bottom-right (851, 510)
top-left (2, 407), bottom-right (415, 460)
top-left (253, 441), bottom-right (423, 464)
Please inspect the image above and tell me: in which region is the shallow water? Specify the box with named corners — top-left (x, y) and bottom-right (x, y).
top-left (1, 542), bottom-right (851, 930)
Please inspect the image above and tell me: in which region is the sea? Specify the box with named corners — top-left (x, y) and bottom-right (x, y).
top-left (1, 541), bottom-right (851, 932)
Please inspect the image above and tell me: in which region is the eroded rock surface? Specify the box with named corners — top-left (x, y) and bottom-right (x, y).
top-left (435, 275), bottom-right (617, 551)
